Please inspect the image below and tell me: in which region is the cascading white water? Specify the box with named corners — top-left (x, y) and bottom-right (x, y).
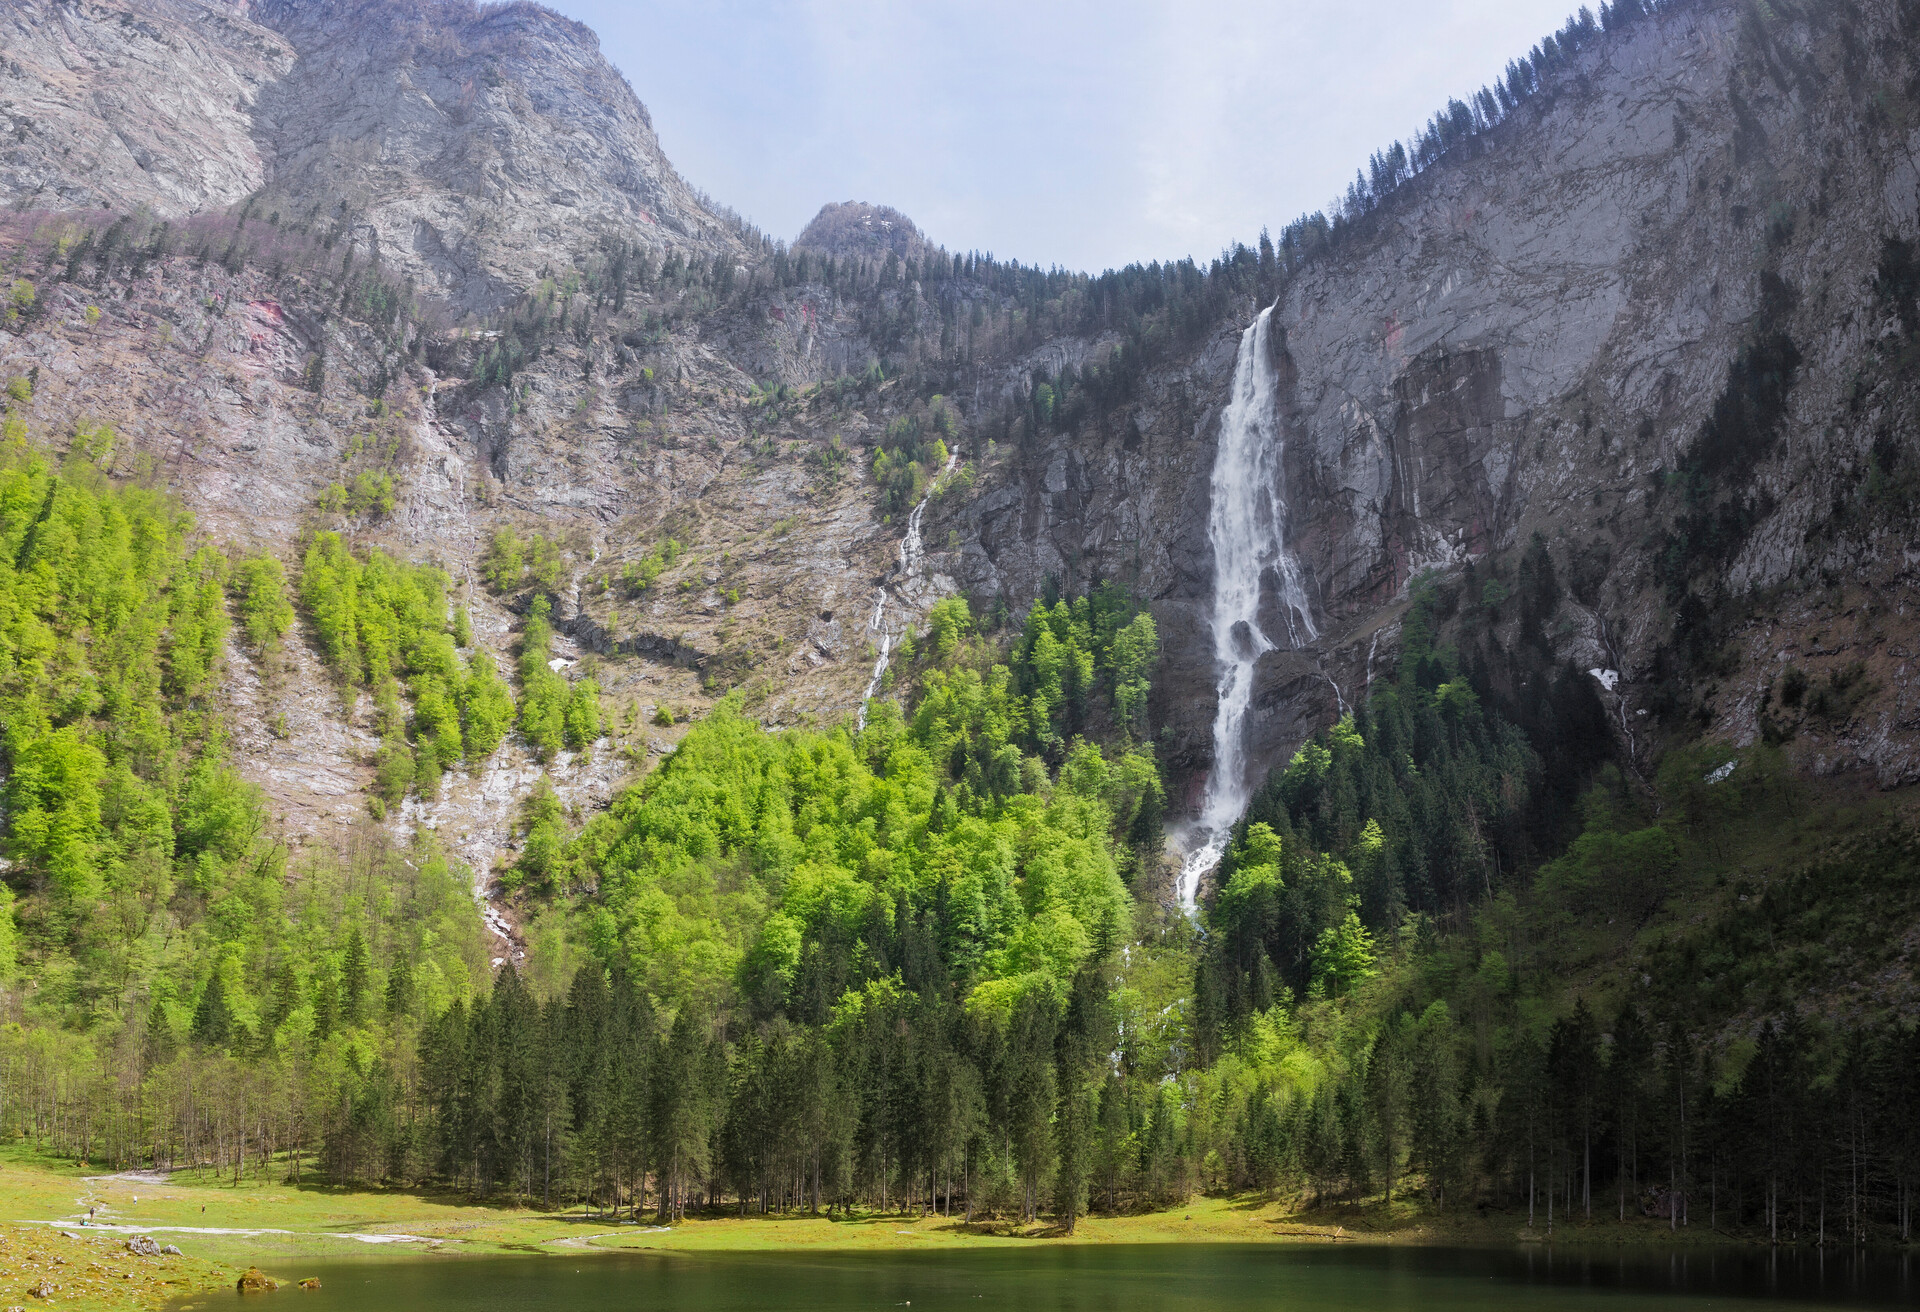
top-left (858, 450), bottom-right (958, 729)
top-left (898, 451), bottom-right (953, 577)
top-left (858, 589), bottom-right (892, 727)
top-left (1178, 306), bottom-right (1317, 906)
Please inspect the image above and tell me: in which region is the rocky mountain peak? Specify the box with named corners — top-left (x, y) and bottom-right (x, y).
top-left (1, 0), bottom-right (740, 312)
top-left (794, 202), bottom-right (928, 263)
top-left (248, 0), bottom-right (743, 310)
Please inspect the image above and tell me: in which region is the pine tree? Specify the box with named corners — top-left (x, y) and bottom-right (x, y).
top-left (191, 969), bottom-right (235, 1048)
top-left (1366, 1013), bottom-right (1412, 1204)
top-left (342, 928), bottom-right (370, 1027)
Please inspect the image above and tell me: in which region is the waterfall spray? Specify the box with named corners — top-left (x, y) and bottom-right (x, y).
top-left (1178, 307), bottom-right (1316, 906)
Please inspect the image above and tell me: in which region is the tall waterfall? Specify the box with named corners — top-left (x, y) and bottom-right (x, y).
top-left (1178, 307), bottom-right (1317, 906)
top-left (858, 450), bottom-right (958, 730)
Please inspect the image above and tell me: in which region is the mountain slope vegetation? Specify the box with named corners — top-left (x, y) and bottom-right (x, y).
top-left (0, 0), bottom-right (1914, 1252)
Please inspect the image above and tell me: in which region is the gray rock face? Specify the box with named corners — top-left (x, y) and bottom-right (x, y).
top-left (249, 0), bottom-right (740, 310)
top-left (0, 242), bottom-right (915, 879)
top-left (0, 0), bottom-right (739, 312)
top-left (0, 0), bottom-right (292, 214)
top-left (945, 0), bottom-right (1920, 792)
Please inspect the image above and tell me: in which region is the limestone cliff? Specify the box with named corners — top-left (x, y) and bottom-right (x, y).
top-left (946, 0), bottom-right (1920, 803)
top-left (1, 0), bottom-right (738, 310)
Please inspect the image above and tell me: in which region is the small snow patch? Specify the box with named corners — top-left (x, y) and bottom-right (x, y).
top-left (1588, 667), bottom-right (1620, 692)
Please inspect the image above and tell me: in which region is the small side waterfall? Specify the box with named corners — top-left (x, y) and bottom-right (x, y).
top-left (858, 590), bottom-right (892, 726)
top-left (858, 450), bottom-right (958, 729)
top-left (1178, 306), bottom-right (1317, 906)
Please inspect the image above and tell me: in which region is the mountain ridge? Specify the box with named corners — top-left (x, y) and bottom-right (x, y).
top-left (0, 0), bottom-right (1915, 907)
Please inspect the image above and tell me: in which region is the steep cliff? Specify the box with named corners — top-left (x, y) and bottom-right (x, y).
top-left (1, 0), bottom-right (738, 310)
top-left (0, 0), bottom-right (292, 214)
top-left (0, 0), bottom-right (904, 903)
top-left (247, 0), bottom-right (742, 310)
top-left (947, 0), bottom-right (1920, 810)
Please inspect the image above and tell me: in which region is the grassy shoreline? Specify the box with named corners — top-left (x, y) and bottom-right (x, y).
top-left (0, 1148), bottom-right (1771, 1309)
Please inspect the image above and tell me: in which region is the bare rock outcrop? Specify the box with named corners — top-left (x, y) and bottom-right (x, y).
top-left (0, 0), bottom-right (293, 214)
top-left (795, 202), bottom-right (928, 264)
top-left (0, 0), bottom-right (741, 312)
top-left (249, 0), bottom-right (741, 310)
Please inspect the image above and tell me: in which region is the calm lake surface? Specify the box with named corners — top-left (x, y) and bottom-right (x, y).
top-left (175, 1243), bottom-right (1920, 1311)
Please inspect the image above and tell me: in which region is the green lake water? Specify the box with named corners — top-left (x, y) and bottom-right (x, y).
top-left (173, 1243), bottom-right (1919, 1311)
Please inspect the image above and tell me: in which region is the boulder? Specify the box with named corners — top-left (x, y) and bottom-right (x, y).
top-left (236, 1267), bottom-right (279, 1293)
top-left (161, 1244), bottom-right (183, 1256)
top-left (299, 1278), bottom-right (321, 1290)
top-left (124, 1235), bottom-right (162, 1256)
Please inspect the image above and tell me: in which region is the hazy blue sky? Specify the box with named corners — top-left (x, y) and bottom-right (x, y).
top-left (547, 0), bottom-right (1579, 273)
